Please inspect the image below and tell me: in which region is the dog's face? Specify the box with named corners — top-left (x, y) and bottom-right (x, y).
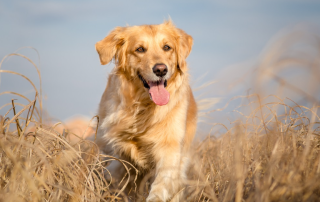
top-left (96, 20), bottom-right (193, 106)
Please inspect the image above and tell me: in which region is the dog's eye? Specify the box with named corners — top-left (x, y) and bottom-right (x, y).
top-left (163, 45), bottom-right (171, 51)
top-left (136, 47), bottom-right (145, 53)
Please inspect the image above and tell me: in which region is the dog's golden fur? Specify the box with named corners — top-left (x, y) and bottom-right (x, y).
top-left (95, 20), bottom-right (197, 201)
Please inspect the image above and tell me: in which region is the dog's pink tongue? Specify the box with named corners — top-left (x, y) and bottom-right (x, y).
top-left (148, 80), bottom-right (170, 106)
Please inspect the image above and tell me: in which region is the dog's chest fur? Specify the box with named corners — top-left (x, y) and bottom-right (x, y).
top-left (97, 73), bottom-right (189, 169)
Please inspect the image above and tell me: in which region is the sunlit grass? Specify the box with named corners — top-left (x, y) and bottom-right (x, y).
top-left (0, 27), bottom-right (319, 201)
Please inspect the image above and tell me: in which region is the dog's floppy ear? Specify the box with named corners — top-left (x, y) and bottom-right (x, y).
top-left (164, 20), bottom-right (193, 72)
top-left (176, 28), bottom-right (193, 72)
top-left (95, 27), bottom-right (126, 65)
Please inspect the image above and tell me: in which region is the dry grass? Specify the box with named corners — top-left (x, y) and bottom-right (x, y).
top-left (185, 95), bottom-right (320, 202)
top-left (1, 27), bottom-right (320, 201)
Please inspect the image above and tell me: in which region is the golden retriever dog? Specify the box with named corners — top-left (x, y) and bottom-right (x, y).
top-left (95, 20), bottom-right (197, 202)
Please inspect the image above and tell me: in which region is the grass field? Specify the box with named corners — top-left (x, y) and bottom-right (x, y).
top-left (0, 28), bottom-right (319, 201)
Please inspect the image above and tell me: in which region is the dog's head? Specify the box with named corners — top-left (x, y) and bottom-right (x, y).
top-left (95, 20), bottom-right (193, 106)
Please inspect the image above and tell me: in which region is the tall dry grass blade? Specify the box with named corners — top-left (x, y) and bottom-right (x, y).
top-left (3, 100), bottom-right (35, 129)
top-left (271, 73), bottom-right (320, 104)
top-left (234, 126), bottom-right (244, 202)
top-left (0, 116), bottom-right (4, 134)
top-left (0, 70), bottom-right (38, 97)
top-left (11, 99), bottom-right (22, 137)
top-left (0, 49), bottom-right (43, 123)
top-left (23, 95), bottom-right (36, 132)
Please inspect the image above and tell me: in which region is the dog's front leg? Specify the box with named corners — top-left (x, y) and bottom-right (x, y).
top-left (146, 142), bottom-right (183, 202)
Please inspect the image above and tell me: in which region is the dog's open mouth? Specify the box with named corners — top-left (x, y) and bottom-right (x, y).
top-left (138, 73), bottom-right (169, 106)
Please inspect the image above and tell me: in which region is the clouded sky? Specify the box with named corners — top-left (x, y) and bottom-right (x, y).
top-left (1, 0), bottom-right (320, 121)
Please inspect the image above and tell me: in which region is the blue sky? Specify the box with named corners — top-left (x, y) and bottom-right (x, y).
top-left (1, 0), bottom-right (320, 122)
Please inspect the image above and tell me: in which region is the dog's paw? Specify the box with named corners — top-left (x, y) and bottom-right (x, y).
top-left (146, 188), bottom-right (169, 202)
top-left (146, 188), bottom-right (181, 202)
top-left (146, 195), bottom-right (162, 202)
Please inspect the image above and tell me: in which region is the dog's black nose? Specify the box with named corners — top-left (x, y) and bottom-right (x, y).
top-left (153, 64), bottom-right (168, 77)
